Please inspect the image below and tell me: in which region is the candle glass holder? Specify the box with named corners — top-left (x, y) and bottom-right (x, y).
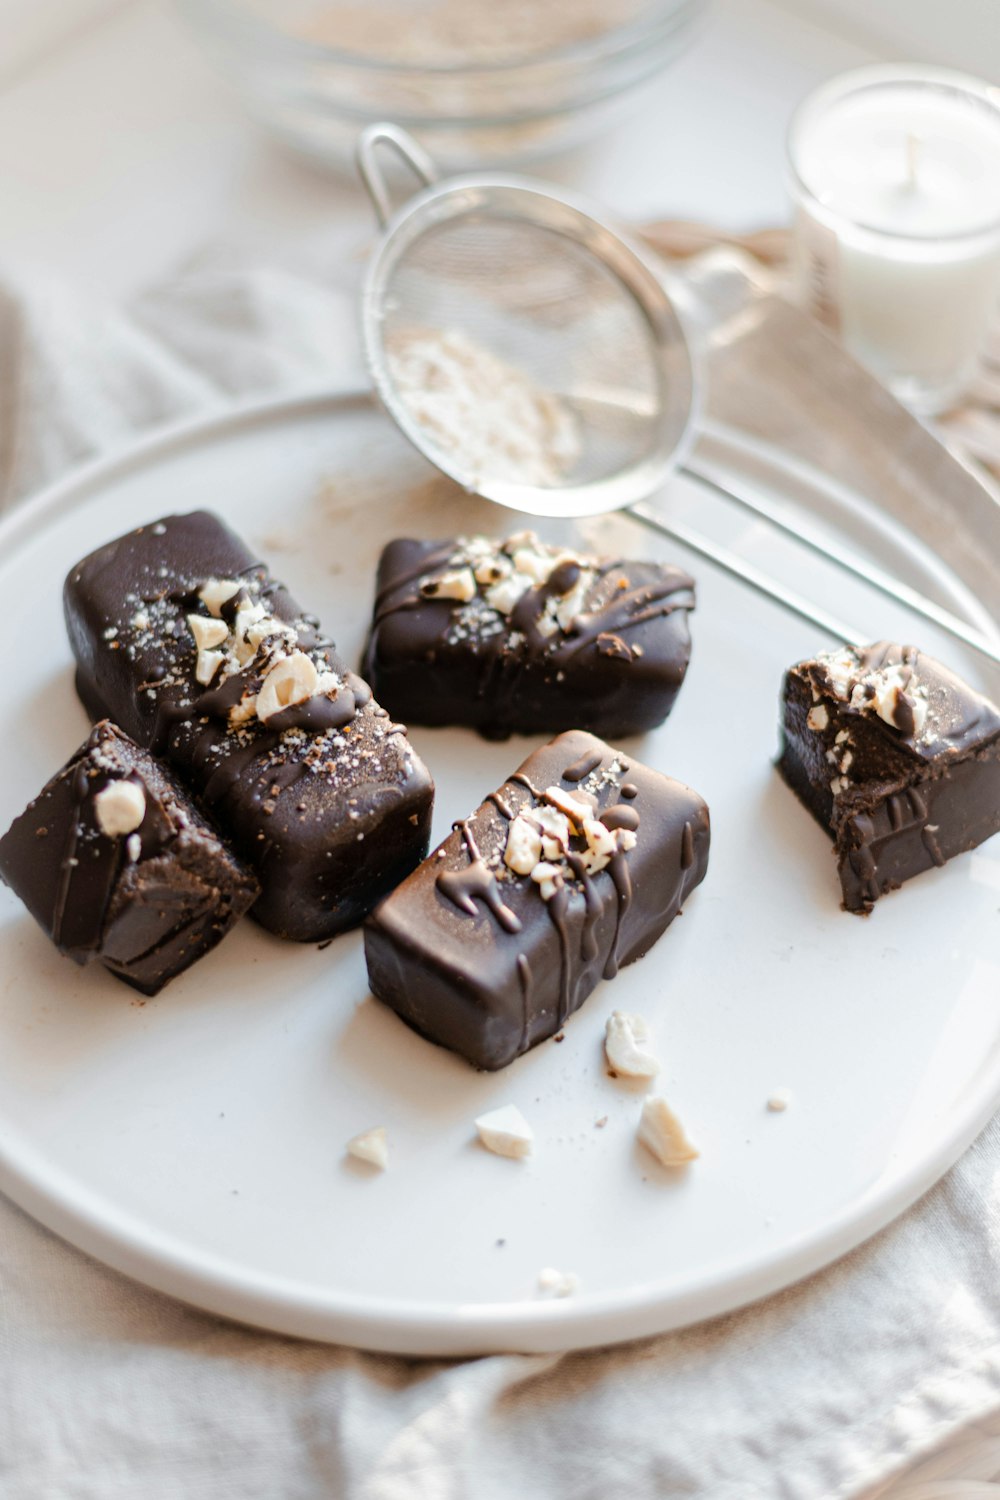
top-left (787, 66), bottom-right (1000, 415)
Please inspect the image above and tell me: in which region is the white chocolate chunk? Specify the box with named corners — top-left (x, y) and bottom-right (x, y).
top-left (93, 780), bottom-right (146, 837)
top-left (605, 1010), bottom-right (661, 1079)
top-left (423, 567), bottom-right (477, 603)
top-left (475, 1104), bottom-right (534, 1159)
top-left (195, 648), bottom-right (225, 686)
top-left (187, 614), bottom-right (228, 653)
top-left (638, 1095), bottom-right (699, 1166)
top-left (346, 1126), bottom-right (388, 1170)
top-left (256, 651), bottom-right (319, 723)
top-left (806, 704), bottom-right (828, 731)
top-left (537, 1267), bottom-right (581, 1297)
top-left (504, 815), bottom-right (543, 876)
top-left (198, 578), bottom-right (242, 617)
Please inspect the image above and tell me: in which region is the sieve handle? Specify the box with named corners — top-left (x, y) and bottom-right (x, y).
top-left (357, 123), bottom-right (439, 229)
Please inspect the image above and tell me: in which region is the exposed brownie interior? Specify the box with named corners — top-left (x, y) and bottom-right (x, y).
top-left (777, 641), bottom-right (1000, 913)
top-left (0, 720), bottom-right (259, 994)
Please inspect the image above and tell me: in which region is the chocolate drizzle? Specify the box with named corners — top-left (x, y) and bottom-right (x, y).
top-left (63, 510), bottom-right (435, 942)
top-left (563, 749), bottom-right (603, 783)
top-left (364, 730), bottom-right (711, 1071)
top-left (362, 536), bottom-right (695, 741)
top-left (779, 640), bottom-right (1000, 914)
top-left (436, 820), bottom-right (522, 935)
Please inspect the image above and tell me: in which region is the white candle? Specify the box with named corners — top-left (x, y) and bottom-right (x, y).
top-left (788, 66), bottom-right (1000, 413)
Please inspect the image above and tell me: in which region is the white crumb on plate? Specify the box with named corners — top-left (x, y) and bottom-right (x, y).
top-left (767, 1089), bottom-right (793, 1113)
top-left (604, 1010), bottom-right (660, 1080)
top-left (475, 1104), bottom-right (533, 1159)
top-left (637, 1095), bottom-right (699, 1167)
top-left (537, 1267), bottom-right (581, 1298)
top-left (346, 1126), bottom-right (389, 1170)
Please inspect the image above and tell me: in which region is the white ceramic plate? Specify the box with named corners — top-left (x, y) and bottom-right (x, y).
top-left (1, 388), bottom-right (998, 1357)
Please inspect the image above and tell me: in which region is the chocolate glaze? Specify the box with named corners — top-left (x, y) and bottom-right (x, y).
top-left (364, 729), bottom-right (710, 1071)
top-left (63, 512), bottom-right (435, 941)
top-left (777, 642), bottom-right (1000, 913)
top-left (0, 721), bottom-right (259, 995)
top-left (362, 537), bottom-right (695, 740)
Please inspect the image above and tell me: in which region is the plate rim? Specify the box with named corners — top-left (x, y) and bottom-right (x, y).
top-left (1, 385), bottom-right (998, 1356)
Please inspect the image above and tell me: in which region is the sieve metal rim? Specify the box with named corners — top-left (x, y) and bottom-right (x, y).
top-left (358, 123), bottom-right (698, 519)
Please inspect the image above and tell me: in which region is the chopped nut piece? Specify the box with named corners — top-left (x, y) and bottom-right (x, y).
top-left (93, 780), bottom-right (146, 837)
top-left (346, 1126), bottom-right (389, 1170)
top-left (638, 1095), bottom-right (699, 1167)
top-left (529, 861), bottom-right (563, 902)
top-left (543, 785), bottom-right (592, 825)
top-left (604, 1010), bottom-right (660, 1080)
top-left (198, 578), bottom-right (242, 617)
top-left (195, 648), bottom-right (226, 687)
top-left (421, 568), bottom-right (477, 603)
top-left (187, 614), bottom-right (229, 653)
top-left (475, 1104), bottom-right (534, 1159)
top-left (583, 817), bottom-right (618, 864)
top-left (504, 814), bottom-right (543, 876)
top-left (806, 704), bottom-right (828, 732)
top-left (474, 555), bottom-right (511, 586)
top-left (484, 573), bottom-right (532, 615)
top-left (256, 651), bottom-right (320, 723)
top-left (766, 1088), bottom-right (793, 1112)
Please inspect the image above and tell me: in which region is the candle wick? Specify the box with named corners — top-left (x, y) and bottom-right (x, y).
top-left (905, 131), bottom-right (922, 190)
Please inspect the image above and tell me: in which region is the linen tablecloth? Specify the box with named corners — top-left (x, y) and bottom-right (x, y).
top-left (2, 245), bottom-right (1000, 1500)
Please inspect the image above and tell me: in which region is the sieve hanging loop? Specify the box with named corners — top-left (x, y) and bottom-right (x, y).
top-left (357, 123), bottom-right (439, 230)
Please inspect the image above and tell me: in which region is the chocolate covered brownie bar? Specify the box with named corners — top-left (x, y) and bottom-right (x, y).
top-left (362, 532), bottom-right (695, 740)
top-left (64, 512), bottom-right (434, 941)
top-left (364, 729), bottom-right (710, 1070)
top-left (0, 721), bottom-right (258, 994)
top-left (778, 641), bottom-right (1000, 913)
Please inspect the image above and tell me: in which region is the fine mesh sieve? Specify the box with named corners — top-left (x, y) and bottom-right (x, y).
top-left (356, 123), bottom-right (1000, 665)
top-left (358, 122), bottom-right (696, 519)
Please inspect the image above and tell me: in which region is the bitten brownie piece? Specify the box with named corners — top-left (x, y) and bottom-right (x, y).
top-left (362, 532), bottom-right (695, 740)
top-left (64, 511), bottom-right (434, 942)
top-left (364, 729), bottom-right (710, 1071)
top-left (0, 721), bottom-right (258, 995)
top-left (777, 641), bottom-right (1000, 913)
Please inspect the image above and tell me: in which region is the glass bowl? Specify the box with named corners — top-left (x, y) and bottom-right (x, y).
top-left (177, 0), bottom-right (706, 171)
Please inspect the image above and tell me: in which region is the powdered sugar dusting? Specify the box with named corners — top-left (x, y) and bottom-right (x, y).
top-left (387, 328), bottom-right (580, 488)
